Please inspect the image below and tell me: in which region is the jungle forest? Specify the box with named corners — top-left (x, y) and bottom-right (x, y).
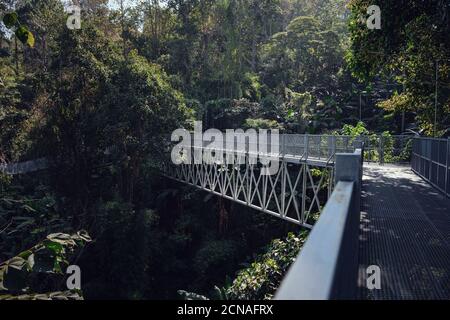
top-left (0, 0), bottom-right (449, 301)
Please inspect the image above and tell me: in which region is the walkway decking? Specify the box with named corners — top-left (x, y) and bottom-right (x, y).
top-left (358, 164), bottom-right (450, 299)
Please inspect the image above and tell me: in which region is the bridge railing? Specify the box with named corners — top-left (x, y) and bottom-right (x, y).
top-left (274, 146), bottom-right (363, 300)
top-left (171, 134), bottom-right (360, 164)
top-left (160, 134), bottom-right (367, 227)
top-left (0, 158), bottom-right (48, 175)
top-left (167, 133), bottom-right (412, 165)
top-left (411, 137), bottom-right (450, 198)
top-left (360, 135), bottom-right (413, 165)
top-left (160, 134), bottom-right (362, 227)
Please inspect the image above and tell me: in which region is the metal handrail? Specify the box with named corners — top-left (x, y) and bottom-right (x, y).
top-left (275, 148), bottom-right (363, 300)
top-left (168, 134), bottom-right (361, 165)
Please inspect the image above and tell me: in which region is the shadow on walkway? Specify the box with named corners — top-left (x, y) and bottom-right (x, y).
top-left (358, 164), bottom-right (450, 300)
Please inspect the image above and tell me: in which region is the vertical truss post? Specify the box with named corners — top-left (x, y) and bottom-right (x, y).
top-left (301, 163), bottom-right (307, 223)
top-left (220, 163), bottom-right (225, 196)
top-left (263, 167), bottom-right (268, 210)
top-left (281, 161), bottom-right (287, 217)
top-left (328, 167), bottom-right (333, 199)
top-left (246, 161), bottom-right (251, 205)
top-left (446, 138), bottom-right (449, 196)
top-left (232, 162), bottom-right (237, 200)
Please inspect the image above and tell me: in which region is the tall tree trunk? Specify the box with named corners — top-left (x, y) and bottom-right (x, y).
top-left (14, 37), bottom-right (19, 74)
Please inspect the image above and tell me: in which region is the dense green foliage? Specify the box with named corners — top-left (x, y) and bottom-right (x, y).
top-left (347, 0), bottom-right (450, 135)
top-left (225, 231), bottom-right (309, 300)
top-left (0, 231), bottom-right (90, 299)
top-left (0, 0), bottom-right (448, 300)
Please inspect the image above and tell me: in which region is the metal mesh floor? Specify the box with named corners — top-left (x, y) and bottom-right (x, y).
top-left (358, 164), bottom-right (450, 300)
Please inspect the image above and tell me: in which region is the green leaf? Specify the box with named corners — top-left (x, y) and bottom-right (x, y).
top-left (45, 241), bottom-right (64, 255)
top-left (15, 26), bottom-right (29, 45)
top-left (17, 250), bottom-right (33, 260)
top-left (3, 12), bottom-right (18, 29)
top-left (26, 31), bottom-right (35, 48)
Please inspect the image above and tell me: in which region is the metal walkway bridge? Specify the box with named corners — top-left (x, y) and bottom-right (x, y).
top-left (3, 134), bottom-right (450, 299)
top-left (158, 134), bottom-right (360, 227)
top-left (159, 134), bottom-right (450, 300)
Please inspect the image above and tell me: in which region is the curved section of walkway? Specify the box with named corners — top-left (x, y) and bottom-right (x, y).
top-left (358, 164), bottom-right (450, 300)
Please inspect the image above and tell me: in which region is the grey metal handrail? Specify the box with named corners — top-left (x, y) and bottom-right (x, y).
top-left (275, 148), bottom-right (363, 300)
top-left (168, 133), bottom-right (360, 165)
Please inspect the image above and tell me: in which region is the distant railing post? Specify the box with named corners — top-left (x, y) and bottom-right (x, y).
top-left (304, 134), bottom-right (309, 159)
top-left (428, 139), bottom-right (432, 183)
top-left (327, 136), bottom-right (334, 159)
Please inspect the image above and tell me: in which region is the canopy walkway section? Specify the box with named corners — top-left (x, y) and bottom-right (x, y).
top-left (358, 163), bottom-right (450, 299)
top-left (159, 134), bottom-right (361, 227)
top-left (4, 134), bottom-right (450, 300)
top-left (0, 158), bottom-right (48, 175)
top-left (276, 136), bottom-right (450, 300)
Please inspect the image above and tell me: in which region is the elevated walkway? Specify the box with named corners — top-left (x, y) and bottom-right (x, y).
top-left (358, 164), bottom-right (450, 299)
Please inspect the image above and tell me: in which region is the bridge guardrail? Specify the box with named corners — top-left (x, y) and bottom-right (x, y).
top-left (188, 134), bottom-right (357, 162)
top-left (0, 158), bottom-right (49, 175)
top-left (274, 147), bottom-right (363, 300)
top-left (411, 137), bottom-right (450, 198)
top-left (168, 133), bottom-right (411, 165)
top-left (360, 135), bottom-right (413, 165)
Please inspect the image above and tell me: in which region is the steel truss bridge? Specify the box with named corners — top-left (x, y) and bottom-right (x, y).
top-left (159, 134), bottom-right (450, 300)
top-left (157, 134), bottom-right (360, 228)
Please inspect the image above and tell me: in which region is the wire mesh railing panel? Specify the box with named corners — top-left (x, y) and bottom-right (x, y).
top-left (411, 137), bottom-right (450, 197)
top-left (360, 135), bottom-right (413, 164)
top-left (280, 134), bottom-right (306, 157)
top-left (161, 133), bottom-right (418, 167)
